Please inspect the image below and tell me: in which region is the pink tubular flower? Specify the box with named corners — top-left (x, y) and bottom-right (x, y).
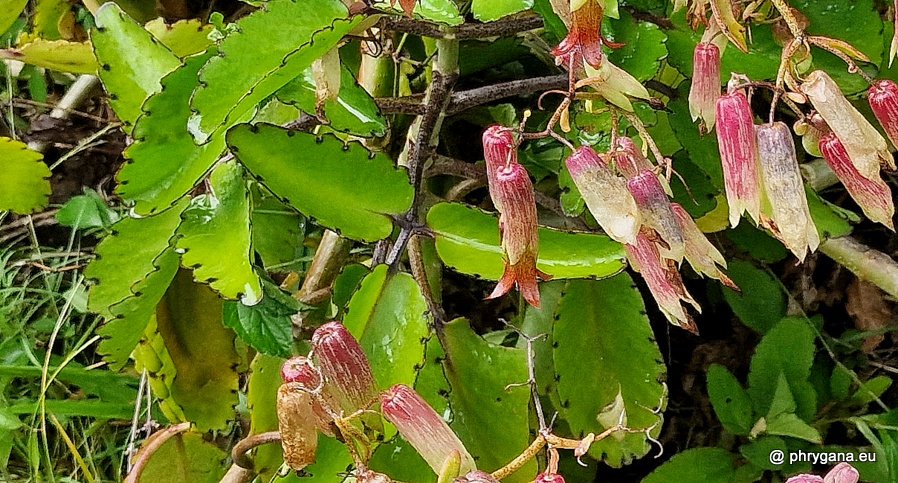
top-left (612, 136), bottom-right (653, 179)
top-left (823, 463), bottom-right (859, 483)
top-left (785, 476), bottom-right (824, 483)
top-left (868, 79), bottom-right (898, 151)
top-left (454, 471), bottom-right (500, 483)
top-left (625, 228), bottom-right (700, 333)
top-left (311, 321), bottom-right (381, 431)
top-left (277, 384), bottom-right (318, 470)
top-left (381, 384), bottom-right (476, 475)
top-left (534, 473), bottom-right (565, 483)
top-left (566, 146), bottom-right (640, 244)
top-left (627, 169), bottom-right (685, 262)
top-left (755, 122), bottom-right (819, 261)
top-left (715, 91), bottom-right (761, 227)
top-left (819, 131), bottom-right (895, 230)
top-left (689, 42), bottom-right (721, 133)
top-left (551, 0), bottom-right (606, 69)
top-left (486, 162), bottom-right (551, 307)
top-left (482, 125), bottom-right (516, 211)
top-left (280, 356), bottom-right (337, 436)
top-left (671, 203), bottom-right (736, 288)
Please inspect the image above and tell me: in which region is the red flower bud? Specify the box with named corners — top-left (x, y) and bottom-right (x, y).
top-left (715, 91), bottom-right (762, 227)
top-left (625, 228), bottom-right (699, 333)
top-left (311, 321), bottom-right (381, 431)
top-left (869, 79), bottom-right (898, 152)
top-left (823, 463), bottom-right (859, 483)
top-left (534, 473), bottom-right (565, 483)
top-left (486, 162), bottom-right (551, 307)
top-left (551, 0), bottom-right (605, 69)
top-left (755, 122), bottom-right (819, 261)
top-left (689, 42), bottom-right (721, 133)
top-left (566, 146), bottom-right (640, 244)
top-left (482, 125), bottom-right (516, 212)
top-left (627, 169), bottom-right (685, 262)
top-left (381, 384), bottom-right (476, 475)
top-left (819, 132), bottom-right (895, 230)
top-left (277, 384), bottom-right (317, 470)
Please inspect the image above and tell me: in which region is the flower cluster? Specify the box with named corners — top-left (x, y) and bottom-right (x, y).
top-left (565, 139), bottom-right (733, 333)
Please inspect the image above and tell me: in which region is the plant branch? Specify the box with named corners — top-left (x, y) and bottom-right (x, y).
top-left (380, 13), bottom-right (543, 40)
top-left (27, 75), bottom-right (100, 153)
top-left (124, 422), bottom-right (192, 483)
top-left (231, 431), bottom-right (282, 470)
top-left (818, 236), bottom-right (898, 299)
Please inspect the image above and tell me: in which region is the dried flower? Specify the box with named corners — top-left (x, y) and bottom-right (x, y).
top-left (755, 122), bottom-right (819, 261)
top-left (627, 169), bottom-right (685, 262)
top-left (689, 42), bottom-right (721, 133)
top-left (819, 131), bottom-right (895, 229)
top-left (381, 384), bottom-right (476, 475)
top-left (580, 59), bottom-right (651, 111)
top-left (280, 356), bottom-right (337, 436)
top-left (311, 321), bottom-right (381, 431)
top-left (277, 384), bottom-right (318, 470)
top-left (801, 70), bottom-right (894, 182)
top-left (482, 125), bottom-right (517, 211)
top-left (486, 162), bottom-right (551, 308)
top-left (358, 470), bottom-right (395, 483)
top-left (566, 146), bottom-right (641, 244)
top-left (625, 228), bottom-right (700, 333)
top-left (551, 0), bottom-right (605, 69)
top-left (823, 463), bottom-right (859, 483)
top-left (671, 203), bottom-right (736, 288)
top-left (868, 79), bottom-right (898, 152)
top-left (715, 91), bottom-right (761, 227)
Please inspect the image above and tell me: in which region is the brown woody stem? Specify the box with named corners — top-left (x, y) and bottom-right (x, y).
top-left (124, 422), bottom-right (192, 483)
top-left (231, 431), bottom-right (282, 470)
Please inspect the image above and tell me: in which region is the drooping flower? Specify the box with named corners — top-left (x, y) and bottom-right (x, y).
top-left (625, 228), bottom-right (700, 333)
top-left (715, 91), bottom-right (761, 227)
top-left (755, 122), bottom-right (819, 261)
top-left (785, 476), bottom-right (824, 483)
top-left (280, 356), bottom-right (337, 436)
top-left (486, 162), bottom-right (551, 307)
top-left (311, 321), bottom-right (382, 431)
top-left (823, 463), bottom-right (859, 483)
top-left (551, 0), bottom-right (606, 69)
top-left (565, 145), bottom-right (640, 244)
top-left (671, 202), bottom-right (736, 288)
top-left (627, 169), bottom-right (685, 262)
top-left (801, 70), bottom-right (894, 183)
top-left (819, 131), bottom-right (895, 230)
top-left (482, 125), bottom-right (517, 211)
top-left (689, 42), bottom-right (721, 133)
top-left (381, 384), bottom-right (477, 475)
top-left (868, 79), bottom-right (898, 151)
top-left (277, 384), bottom-right (318, 470)
top-left (611, 137), bottom-right (671, 195)
top-left (579, 59), bottom-right (651, 111)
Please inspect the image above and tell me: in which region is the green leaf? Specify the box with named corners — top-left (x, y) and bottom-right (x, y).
top-left (97, 248), bottom-right (180, 369)
top-left (471, 0), bottom-right (533, 22)
top-left (138, 432), bottom-right (228, 483)
top-left (91, 2), bottom-right (180, 131)
top-left (0, 38), bottom-right (96, 73)
top-left (155, 271), bottom-right (241, 431)
top-left (189, 0), bottom-right (359, 142)
top-left (641, 448), bottom-right (736, 483)
top-left (554, 276), bottom-right (666, 467)
top-left (343, 265), bottom-right (431, 390)
top-left (666, 91), bottom-right (723, 189)
top-left (740, 436), bottom-right (789, 471)
top-left (721, 261), bottom-right (786, 334)
top-left (251, 194), bottom-right (306, 271)
top-left (851, 375), bottom-right (893, 405)
top-left (6, 399), bottom-right (136, 419)
top-left (706, 364), bottom-right (754, 435)
top-left (518, 281), bottom-right (564, 406)
top-left (32, 0), bottom-right (69, 39)
top-left (441, 318), bottom-right (536, 482)
top-left (387, 0), bottom-right (463, 25)
top-left (247, 353), bottom-right (287, 481)
top-left (725, 223), bottom-right (789, 263)
top-left (175, 161), bottom-right (261, 304)
top-left (0, 137), bottom-right (50, 214)
top-left (806, 186), bottom-right (852, 240)
top-left (144, 18), bottom-right (214, 58)
top-left (85, 198), bottom-right (188, 318)
top-left (55, 188), bottom-right (120, 230)
top-left (272, 434), bottom-right (353, 482)
top-left (765, 412), bottom-right (822, 443)
top-left (222, 282), bottom-right (294, 358)
top-left (767, 372), bottom-right (798, 419)
top-left (331, 263), bottom-right (370, 311)
top-left (0, 409), bottom-right (22, 431)
top-left (605, 10), bottom-right (668, 82)
top-left (0, 365), bottom-right (138, 403)
top-left (747, 318), bottom-right (817, 422)
top-left (276, 63), bottom-right (387, 137)
top-left (427, 202), bottom-right (626, 280)
top-left (0, 0), bottom-right (27, 38)
top-left (119, 49), bottom-right (224, 215)
top-left (227, 124), bottom-right (413, 242)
